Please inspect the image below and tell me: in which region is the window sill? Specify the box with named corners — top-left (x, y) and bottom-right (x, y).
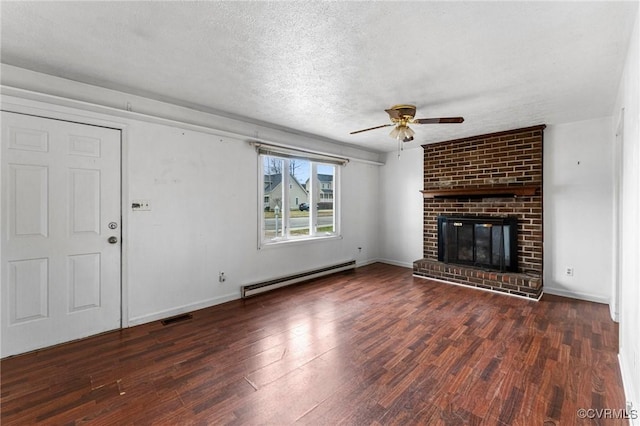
top-left (259, 234), bottom-right (342, 250)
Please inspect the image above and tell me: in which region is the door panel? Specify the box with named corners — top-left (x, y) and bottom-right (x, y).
top-left (70, 168), bottom-right (101, 234)
top-left (1, 111), bottom-right (121, 357)
top-left (8, 126), bottom-right (49, 152)
top-left (8, 258), bottom-right (49, 323)
top-left (68, 253), bottom-right (101, 312)
top-left (9, 164), bottom-right (49, 238)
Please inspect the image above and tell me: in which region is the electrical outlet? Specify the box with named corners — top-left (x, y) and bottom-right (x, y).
top-left (565, 267), bottom-right (574, 276)
top-left (218, 272), bottom-right (226, 283)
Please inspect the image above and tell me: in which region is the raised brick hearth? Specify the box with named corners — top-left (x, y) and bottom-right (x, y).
top-left (413, 259), bottom-right (542, 299)
top-left (413, 125), bottom-right (545, 300)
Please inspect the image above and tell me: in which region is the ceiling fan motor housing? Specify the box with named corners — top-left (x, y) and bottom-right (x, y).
top-left (388, 104), bottom-right (417, 122)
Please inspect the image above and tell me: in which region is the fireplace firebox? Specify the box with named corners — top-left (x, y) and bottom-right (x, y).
top-left (437, 215), bottom-right (518, 273)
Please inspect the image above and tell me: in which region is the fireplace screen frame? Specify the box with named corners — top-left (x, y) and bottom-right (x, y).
top-left (437, 215), bottom-right (518, 273)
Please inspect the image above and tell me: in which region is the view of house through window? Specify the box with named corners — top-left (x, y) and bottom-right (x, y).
top-left (261, 154), bottom-right (338, 244)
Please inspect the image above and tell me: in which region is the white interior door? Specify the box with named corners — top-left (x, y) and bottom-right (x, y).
top-left (1, 111), bottom-right (121, 357)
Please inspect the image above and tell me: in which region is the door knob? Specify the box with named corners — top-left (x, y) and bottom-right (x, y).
top-left (108, 236), bottom-right (118, 244)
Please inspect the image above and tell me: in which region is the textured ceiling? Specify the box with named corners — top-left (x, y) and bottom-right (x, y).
top-left (1, 1), bottom-right (637, 152)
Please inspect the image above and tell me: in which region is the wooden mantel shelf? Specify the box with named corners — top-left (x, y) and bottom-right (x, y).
top-left (421, 185), bottom-right (539, 198)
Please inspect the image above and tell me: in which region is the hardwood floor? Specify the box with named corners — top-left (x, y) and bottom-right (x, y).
top-left (1, 263), bottom-right (627, 425)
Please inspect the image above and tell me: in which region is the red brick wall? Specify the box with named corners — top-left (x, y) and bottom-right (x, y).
top-left (422, 125), bottom-right (544, 275)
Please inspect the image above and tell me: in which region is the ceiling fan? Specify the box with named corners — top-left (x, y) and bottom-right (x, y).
top-left (350, 104), bottom-right (464, 142)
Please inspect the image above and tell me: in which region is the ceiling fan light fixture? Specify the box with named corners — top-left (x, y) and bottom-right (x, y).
top-left (405, 126), bottom-right (415, 138)
top-left (390, 124), bottom-right (414, 141)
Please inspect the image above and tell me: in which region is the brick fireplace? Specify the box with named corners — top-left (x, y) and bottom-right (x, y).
top-left (413, 125), bottom-right (545, 300)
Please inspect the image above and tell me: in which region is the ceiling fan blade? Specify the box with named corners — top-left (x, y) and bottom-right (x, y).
top-left (350, 123), bottom-right (394, 134)
top-left (413, 117), bottom-right (465, 124)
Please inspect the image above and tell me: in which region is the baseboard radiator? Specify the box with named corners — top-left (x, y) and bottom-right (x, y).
top-left (241, 260), bottom-right (356, 298)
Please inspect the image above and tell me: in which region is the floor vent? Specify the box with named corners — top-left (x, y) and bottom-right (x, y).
top-left (242, 260), bottom-right (356, 298)
top-left (160, 313), bottom-right (193, 326)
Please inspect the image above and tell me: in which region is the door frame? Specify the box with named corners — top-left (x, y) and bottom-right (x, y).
top-left (611, 108), bottom-right (625, 323)
top-left (1, 94), bottom-right (131, 328)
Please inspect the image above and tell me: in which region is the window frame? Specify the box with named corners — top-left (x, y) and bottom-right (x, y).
top-left (257, 150), bottom-right (343, 249)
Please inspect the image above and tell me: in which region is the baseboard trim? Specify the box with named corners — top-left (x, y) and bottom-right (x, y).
top-left (610, 304), bottom-right (620, 323)
top-left (356, 259), bottom-right (381, 268)
top-left (543, 286), bottom-right (610, 305)
top-left (128, 293), bottom-right (239, 326)
top-left (376, 258), bottom-right (414, 269)
top-left (619, 352), bottom-right (640, 425)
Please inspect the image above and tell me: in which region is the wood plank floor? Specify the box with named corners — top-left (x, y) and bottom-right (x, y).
top-left (1, 263), bottom-right (627, 425)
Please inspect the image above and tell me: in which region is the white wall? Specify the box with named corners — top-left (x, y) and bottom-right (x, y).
top-left (613, 7), bottom-right (640, 420)
top-left (543, 117), bottom-right (614, 304)
top-left (377, 148), bottom-right (424, 267)
top-left (127, 120), bottom-right (380, 324)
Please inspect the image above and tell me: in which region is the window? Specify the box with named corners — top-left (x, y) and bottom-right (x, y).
top-left (257, 143), bottom-right (344, 246)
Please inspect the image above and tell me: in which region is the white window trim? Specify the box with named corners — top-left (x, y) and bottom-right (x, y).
top-left (257, 150), bottom-right (342, 249)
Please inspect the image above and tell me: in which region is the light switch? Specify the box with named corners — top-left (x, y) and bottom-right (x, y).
top-left (132, 200), bottom-right (151, 211)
